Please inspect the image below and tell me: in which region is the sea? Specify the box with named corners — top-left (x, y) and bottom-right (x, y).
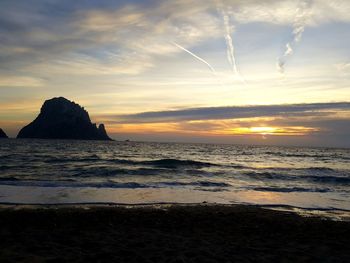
top-left (0, 139), bottom-right (349, 219)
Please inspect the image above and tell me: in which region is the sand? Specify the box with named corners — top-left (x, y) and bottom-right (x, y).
top-left (0, 204), bottom-right (349, 262)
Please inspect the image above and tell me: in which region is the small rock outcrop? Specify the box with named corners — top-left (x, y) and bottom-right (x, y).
top-left (0, 128), bottom-right (8, 138)
top-left (17, 97), bottom-right (112, 140)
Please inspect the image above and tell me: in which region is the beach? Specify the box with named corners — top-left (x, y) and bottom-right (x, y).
top-left (0, 204), bottom-right (349, 262)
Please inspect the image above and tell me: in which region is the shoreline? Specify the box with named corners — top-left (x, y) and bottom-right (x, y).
top-left (1, 202), bottom-right (350, 221)
top-left (1, 185), bottom-right (349, 217)
top-left (0, 204), bottom-right (349, 262)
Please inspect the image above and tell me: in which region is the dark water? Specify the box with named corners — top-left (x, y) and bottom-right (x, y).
top-left (0, 139), bottom-right (349, 215)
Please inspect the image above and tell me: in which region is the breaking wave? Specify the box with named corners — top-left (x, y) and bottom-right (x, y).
top-left (0, 179), bottom-right (231, 189)
top-left (252, 186), bottom-right (332, 193)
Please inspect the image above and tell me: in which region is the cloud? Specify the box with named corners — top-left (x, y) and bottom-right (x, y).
top-left (99, 101), bottom-right (350, 146)
top-left (2, 0), bottom-right (350, 78)
top-left (335, 62), bottom-right (350, 73)
top-left (28, 53), bottom-right (154, 76)
top-left (277, 0), bottom-right (312, 74)
top-left (100, 102), bottom-right (350, 123)
top-left (0, 0), bottom-right (223, 76)
top-left (0, 76), bottom-right (45, 87)
top-left (228, 0), bottom-right (350, 26)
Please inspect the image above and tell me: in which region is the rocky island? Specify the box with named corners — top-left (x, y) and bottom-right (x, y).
top-left (0, 128), bottom-right (8, 138)
top-left (17, 97), bottom-right (112, 140)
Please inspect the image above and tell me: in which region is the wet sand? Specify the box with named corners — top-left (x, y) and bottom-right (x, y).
top-left (0, 204), bottom-right (349, 262)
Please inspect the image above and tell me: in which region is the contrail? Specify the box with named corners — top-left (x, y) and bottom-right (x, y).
top-left (172, 42), bottom-right (225, 87)
top-left (222, 10), bottom-right (238, 75)
top-left (277, 0), bottom-right (312, 75)
top-left (217, 4), bottom-right (246, 84)
top-left (172, 42), bottom-right (218, 76)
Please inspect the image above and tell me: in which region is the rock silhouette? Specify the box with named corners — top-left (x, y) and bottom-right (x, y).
top-left (0, 128), bottom-right (8, 138)
top-left (17, 97), bottom-right (112, 140)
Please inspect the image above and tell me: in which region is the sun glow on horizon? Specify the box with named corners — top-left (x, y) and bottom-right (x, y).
top-left (250, 127), bottom-right (277, 134)
top-left (105, 121), bottom-right (319, 138)
top-left (229, 126), bottom-right (318, 136)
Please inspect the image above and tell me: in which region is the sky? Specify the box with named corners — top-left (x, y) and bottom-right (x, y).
top-left (0, 0), bottom-right (349, 147)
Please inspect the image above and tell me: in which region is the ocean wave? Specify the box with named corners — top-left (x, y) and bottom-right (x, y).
top-left (0, 177), bottom-right (19, 181)
top-left (253, 166), bottom-right (340, 173)
top-left (45, 155), bottom-right (101, 163)
top-left (244, 171), bottom-right (350, 185)
top-left (140, 159), bottom-right (217, 168)
top-left (0, 165), bottom-right (13, 171)
top-left (248, 167), bottom-right (350, 179)
top-left (239, 152), bottom-right (255, 156)
top-left (0, 180), bottom-right (148, 188)
top-left (266, 152), bottom-right (325, 158)
top-left (72, 167), bottom-right (208, 177)
top-left (308, 176), bottom-right (350, 184)
top-left (244, 171), bottom-right (287, 180)
top-left (263, 152), bottom-right (350, 160)
top-left (229, 164), bottom-right (248, 169)
top-left (0, 179), bottom-right (231, 189)
top-left (109, 158), bottom-right (218, 168)
top-left (195, 188), bottom-right (229, 192)
top-left (252, 186), bottom-right (332, 193)
top-left (160, 181), bottom-right (231, 187)
top-left (72, 168), bottom-right (135, 177)
top-left (141, 159), bottom-right (245, 169)
top-left (110, 159), bottom-right (139, 165)
top-left (0, 154), bottom-right (14, 159)
top-left (304, 167), bottom-right (336, 172)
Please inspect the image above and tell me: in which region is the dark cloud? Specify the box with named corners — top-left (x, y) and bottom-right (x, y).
top-left (101, 102), bottom-right (350, 147)
top-left (105, 102), bottom-right (350, 123)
